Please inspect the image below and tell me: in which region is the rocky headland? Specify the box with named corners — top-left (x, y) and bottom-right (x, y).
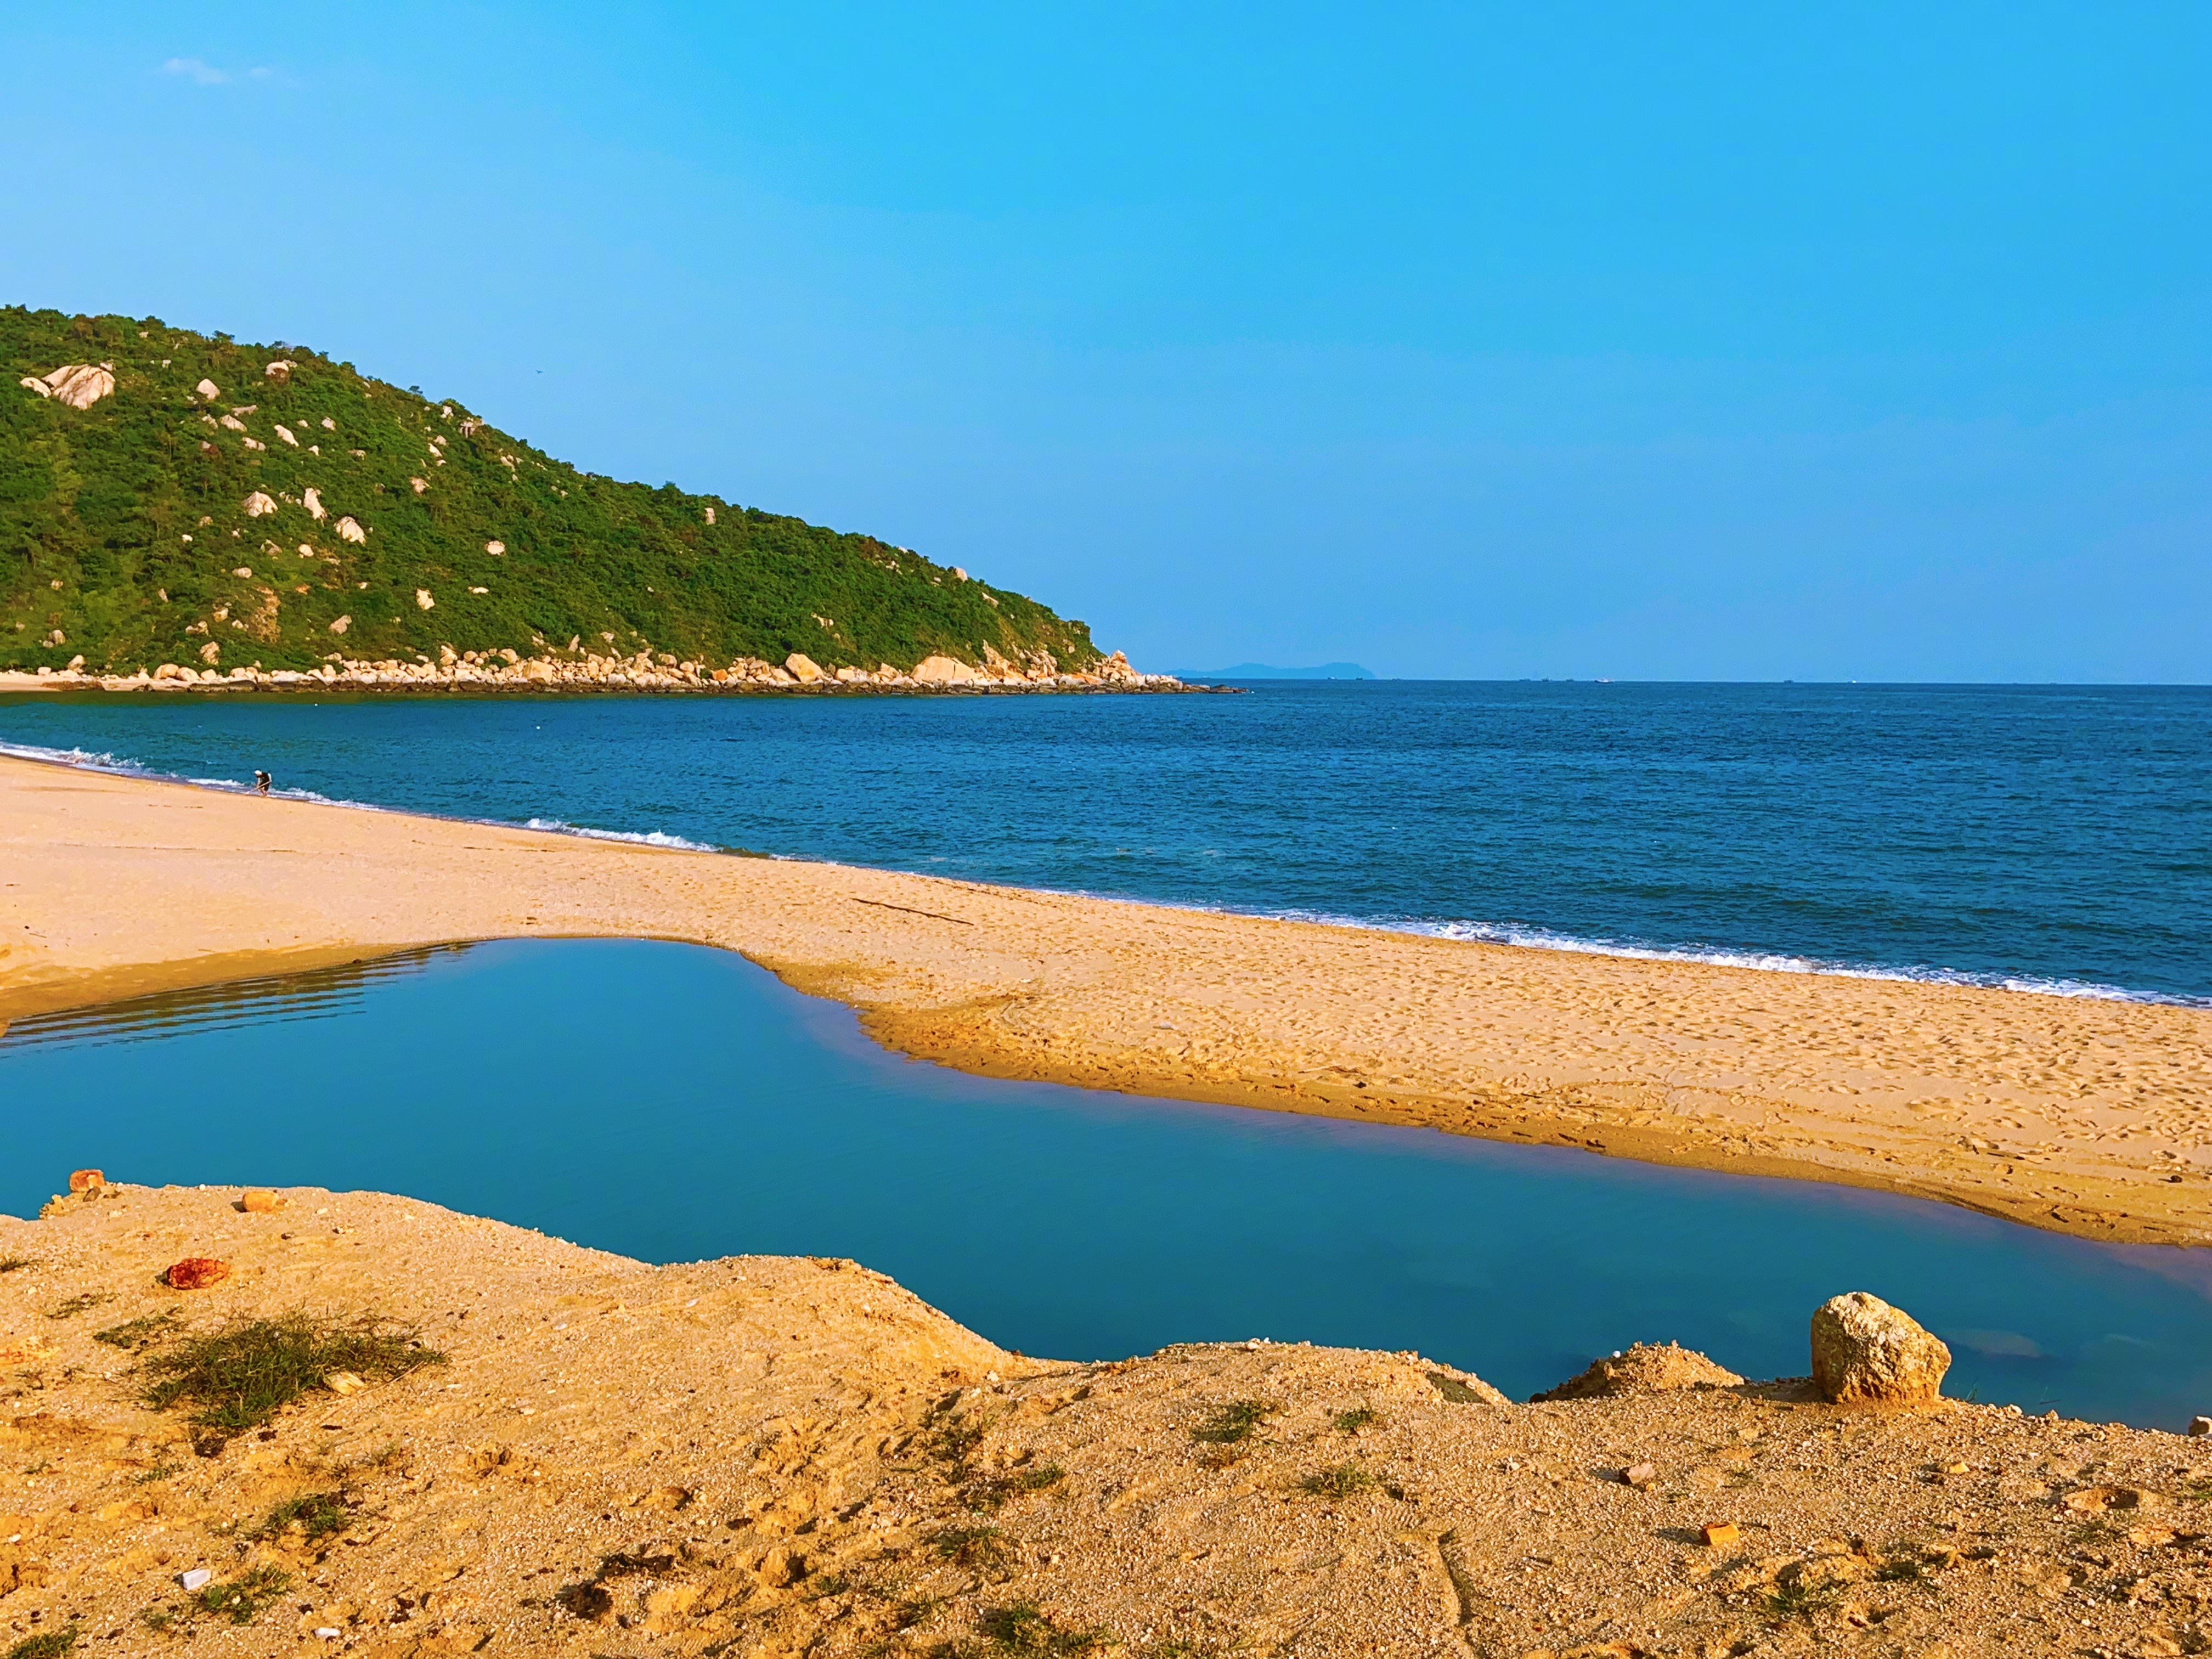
top-left (0, 647), bottom-right (1197, 697)
top-left (4, 1177), bottom-right (2211, 1658)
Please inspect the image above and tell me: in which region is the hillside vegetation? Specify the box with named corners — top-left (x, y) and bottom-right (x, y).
top-left (1, 306), bottom-right (1107, 679)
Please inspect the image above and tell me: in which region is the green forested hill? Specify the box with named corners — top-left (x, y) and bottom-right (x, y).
top-left (1, 306), bottom-right (1104, 676)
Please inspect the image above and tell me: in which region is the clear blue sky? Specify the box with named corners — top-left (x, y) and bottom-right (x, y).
top-left (5, 3), bottom-right (2207, 679)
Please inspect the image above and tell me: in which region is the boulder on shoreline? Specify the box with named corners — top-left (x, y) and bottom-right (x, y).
top-left (1812, 1290), bottom-right (1952, 1405)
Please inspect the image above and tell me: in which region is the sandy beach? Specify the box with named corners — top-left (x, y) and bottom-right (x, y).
top-left (2, 752), bottom-right (2208, 1246)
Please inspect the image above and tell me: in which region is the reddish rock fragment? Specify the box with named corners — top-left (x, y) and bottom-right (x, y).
top-left (69, 1169), bottom-right (104, 1193)
top-left (165, 1257), bottom-right (230, 1290)
top-left (239, 1189), bottom-right (281, 1214)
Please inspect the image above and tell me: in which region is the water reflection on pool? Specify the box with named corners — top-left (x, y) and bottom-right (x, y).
top-left (5, 939), bottom-right (2208, 1427)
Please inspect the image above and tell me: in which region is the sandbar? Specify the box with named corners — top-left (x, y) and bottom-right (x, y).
top-left (2, 752), bottom-right (2208, 1245)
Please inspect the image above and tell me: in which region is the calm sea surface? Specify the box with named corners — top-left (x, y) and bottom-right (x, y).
top-left (3, 681), bottom-right (2208, 1001)
top-left (4, 686), bottom-right (2209, 1426)
top-left (5, 940), bottom-right (2210, 1429)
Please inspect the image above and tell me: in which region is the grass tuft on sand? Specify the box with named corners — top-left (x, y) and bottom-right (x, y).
top-left (1188, 1400), bottom-right (1276, 1444)
top-left (1300, 1462), bottom-right (1376, 1498)
top-left (140, 1312), bottom-right (443, 1430)
top-left (255, 1490), bottom-right (352, 1543)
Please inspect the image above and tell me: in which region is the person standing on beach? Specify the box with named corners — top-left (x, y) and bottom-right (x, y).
top-left (254, 770), bottom-right (272, 795)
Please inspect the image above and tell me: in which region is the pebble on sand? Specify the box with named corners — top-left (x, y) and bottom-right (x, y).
top-left (164, 1257), bottom-right (231, 1290)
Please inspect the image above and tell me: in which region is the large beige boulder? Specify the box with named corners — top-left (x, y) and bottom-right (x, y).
top-left (783, 652), bottom-right (824, 684)
top-left (303, 487), bottom-right (328, 521)
top-left (1532, 1341), bottom-right (1744, 1402)
top-left (911, 654), bottom-right (977, 685)
top-left (1811, 1292), bottom-right (1950, 1406)
top-left (24, 364), bottom-right (116, 409)
top-left (195, 378), bottom-right (221, 400)
top-left (336, 516), bottom-right (368, 544)
top-left (242, 491), bottom-right (277, 517)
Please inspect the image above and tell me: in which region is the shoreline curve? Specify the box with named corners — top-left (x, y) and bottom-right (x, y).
top-left (3, 749), bottom-right (2208, 1249)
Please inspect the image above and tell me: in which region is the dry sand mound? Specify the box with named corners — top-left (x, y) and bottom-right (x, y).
top-left (3, 1179), bottom-right (2208, 1657)
top-left (1532, 1340), bottom-right (1747, 1402)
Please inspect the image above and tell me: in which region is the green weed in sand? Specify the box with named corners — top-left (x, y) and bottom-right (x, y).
top-left (1189, 1400), bottom-right (1276, 1444)
top-left (966, 1464), bottom-right (1066, 1510)
top-left (933, 1523), bottom-right (1013, 1573)
top-left (94, 1308), bottom-right (183, 1352)
top-left (1300, 1462), bottom-right (1376, 1498)
top-left (254, 1489), bottom-right (352, 1543)
top-left (4, 1628), bottom-right (80, 1659)
top-left (194, 1565), bottom-right (292, 1625)
top-left (140, 1312), bottom-right (443, 1430)
top-left (973, 1599), bottom-right (1107, 1654)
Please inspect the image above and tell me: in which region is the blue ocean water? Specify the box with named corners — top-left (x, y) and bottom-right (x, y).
top-left (4, 940), bottom-right (2209, 1428)
top-left (4, 681), bottom-right (2209, 1001)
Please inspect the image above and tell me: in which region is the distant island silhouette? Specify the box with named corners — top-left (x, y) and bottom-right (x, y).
top-left (1170, 662), bottom-right (1376, 680)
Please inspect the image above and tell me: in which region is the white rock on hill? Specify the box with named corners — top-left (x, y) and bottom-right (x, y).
top-left (303, 487), bottom-right (328, 521)
top-left (264, 360), bottom-right (296, 380)
top-left (484, 540), bottom-right (505, 555)
top-left (336, 516), bottom-right (367, 544)
top-left (242, 492), bottom-right (277, 517)
top-left (196, 378), bottom-right (221, 400)
top-left (912, 654), bottom-right (978, 685)
top-left (20, 364), bottom-right (117, 409)
top-left (415, 589), bottom-right (435, 610)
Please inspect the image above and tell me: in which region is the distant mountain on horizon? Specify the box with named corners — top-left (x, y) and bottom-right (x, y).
top-left (1170, 662), bottom-right (1376, 680)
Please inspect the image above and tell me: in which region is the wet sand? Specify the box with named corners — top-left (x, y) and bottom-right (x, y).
top-left (2, 752), bottom-right (2208, 1246)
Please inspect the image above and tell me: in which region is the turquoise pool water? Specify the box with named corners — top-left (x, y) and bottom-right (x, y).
top-left (5, 939), bottom-right (2208, 1427)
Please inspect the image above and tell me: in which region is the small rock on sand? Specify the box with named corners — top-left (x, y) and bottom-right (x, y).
top-left (2189, 1416), bottom-right (2211, 1437)
top-left (165, 1257), bottom-right (231, 1290)
top-left (69, 1169), bottom-right (104, 1193)
top-left (240, 1188), bottom-right (281, 1214)
top-left (1811, 1291), bottom-right (1951, 1406)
